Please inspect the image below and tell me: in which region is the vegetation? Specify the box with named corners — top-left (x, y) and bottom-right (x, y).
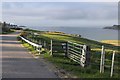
top-left (103, 25), bottom-right (120, 30)
top-left (0, 21), bottom-right (23, 34)
top-left (0, 21), bottom-right (13, 34)
top-left (19, 29), bottom-right (120, 78)
top-left (101, 40), bottom-right (120, 46)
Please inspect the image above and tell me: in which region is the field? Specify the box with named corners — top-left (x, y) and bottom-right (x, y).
top-left (101, 40), bottom-right (120, 46)
top-left (19, 29), bottom-right (120, 78)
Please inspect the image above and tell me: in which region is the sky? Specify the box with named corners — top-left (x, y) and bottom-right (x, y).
top-left (2, 2), bottom-right (118, 27)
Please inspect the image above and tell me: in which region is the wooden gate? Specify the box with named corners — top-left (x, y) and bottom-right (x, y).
top-left (67, 41), bottom-right (90, 67)
top-left (51, 40), bottom-right (68, 57)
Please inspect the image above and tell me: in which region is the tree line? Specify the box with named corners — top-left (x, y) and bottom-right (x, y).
top-left (0, 21), bottom-right (11, 33)
top-left (0, 21), bottom-right (24, 34)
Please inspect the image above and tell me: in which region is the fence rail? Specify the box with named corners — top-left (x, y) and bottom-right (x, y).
top-left (19, 36), bottom-right (42, 53)
top-left (20, 34), bottom-right (91, 67)
top-left (19, 31), bottom-right (118, 77)
top-left (67, 41), bottom-right (90, 67)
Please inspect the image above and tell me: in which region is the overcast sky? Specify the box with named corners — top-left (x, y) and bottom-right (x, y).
top-left (2, 2), bottom-right (118, 27)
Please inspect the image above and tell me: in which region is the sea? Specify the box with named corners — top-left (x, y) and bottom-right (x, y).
top-left (27, 27), bottom-right (119, 42)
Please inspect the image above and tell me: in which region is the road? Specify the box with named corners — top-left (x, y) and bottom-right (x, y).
top-left (1, 31), bottom-right (58, 78)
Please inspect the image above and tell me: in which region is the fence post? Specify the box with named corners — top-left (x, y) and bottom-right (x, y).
top-left (100, 45), bottom-right (105, 73)
top-left (38, 46), bottom-right (41, 55)
top-left (50, 39), bottom-right (53, 56)
top-left (67, 41), bottom-right (70, 58)
top-left (65, 42), bottom-right (68, 57)
top-left (81, 45), bottom-right (86, 67)
top-left (39, 40), bottom-right (40, 45)
top-left (85, 45), bottom-right (91, 66)
top-left (44, 41), bottom-right (46, 48)
top-left (110, 51), bottom-right (115, 77)
top-left (81, 45), bottom-right (90, 67)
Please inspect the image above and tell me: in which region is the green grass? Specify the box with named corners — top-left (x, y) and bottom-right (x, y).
top-left (19, 40), bottom-right (40, 56)
top-left (19, 29), bottom-right (120, 78)
top-left (43, 52), bottom-right (119, 78)
top-left (42, 34), bottom-right (119, 52)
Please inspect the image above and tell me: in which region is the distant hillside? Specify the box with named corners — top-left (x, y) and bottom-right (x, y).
top-left (103, 25), bottom-right (120, 30)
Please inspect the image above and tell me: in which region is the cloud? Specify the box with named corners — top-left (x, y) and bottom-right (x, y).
top-left (2, 2), bottom-right (118, 27)
top-left (3, 7), bottom-right (117, 20)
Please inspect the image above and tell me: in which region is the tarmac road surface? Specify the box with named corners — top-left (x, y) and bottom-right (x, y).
top-left (1, 31), bottom-right (58, 78)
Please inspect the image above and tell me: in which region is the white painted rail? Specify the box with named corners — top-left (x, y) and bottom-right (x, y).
top-left (19, 36), bottom-right (42, 54)
top-left (20, 36), bottom-right (42, 48)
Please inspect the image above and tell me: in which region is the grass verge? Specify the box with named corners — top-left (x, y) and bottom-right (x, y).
top-left (18, 29), bottom-right (120, 78)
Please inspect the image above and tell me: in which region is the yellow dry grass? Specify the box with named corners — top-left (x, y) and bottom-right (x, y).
top-left (92, 48), bottom-right (120, 53)
top-left (101, 40), bottom-right (120, 46)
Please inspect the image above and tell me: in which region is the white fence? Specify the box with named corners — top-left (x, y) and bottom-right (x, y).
top-left (100, 45), bottom-right (116, 77)
top-left (67, 41), bottom-right (90, 67)
top-left (19, 34), bottom-right (117, 77)
top-left (19, 36), bottom-right (42, 54)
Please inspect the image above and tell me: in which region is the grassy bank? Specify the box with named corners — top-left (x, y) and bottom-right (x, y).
top-left (101, 40), bottom-right (120, 46)
top-left (19, 29), bottom-right (120, 78)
